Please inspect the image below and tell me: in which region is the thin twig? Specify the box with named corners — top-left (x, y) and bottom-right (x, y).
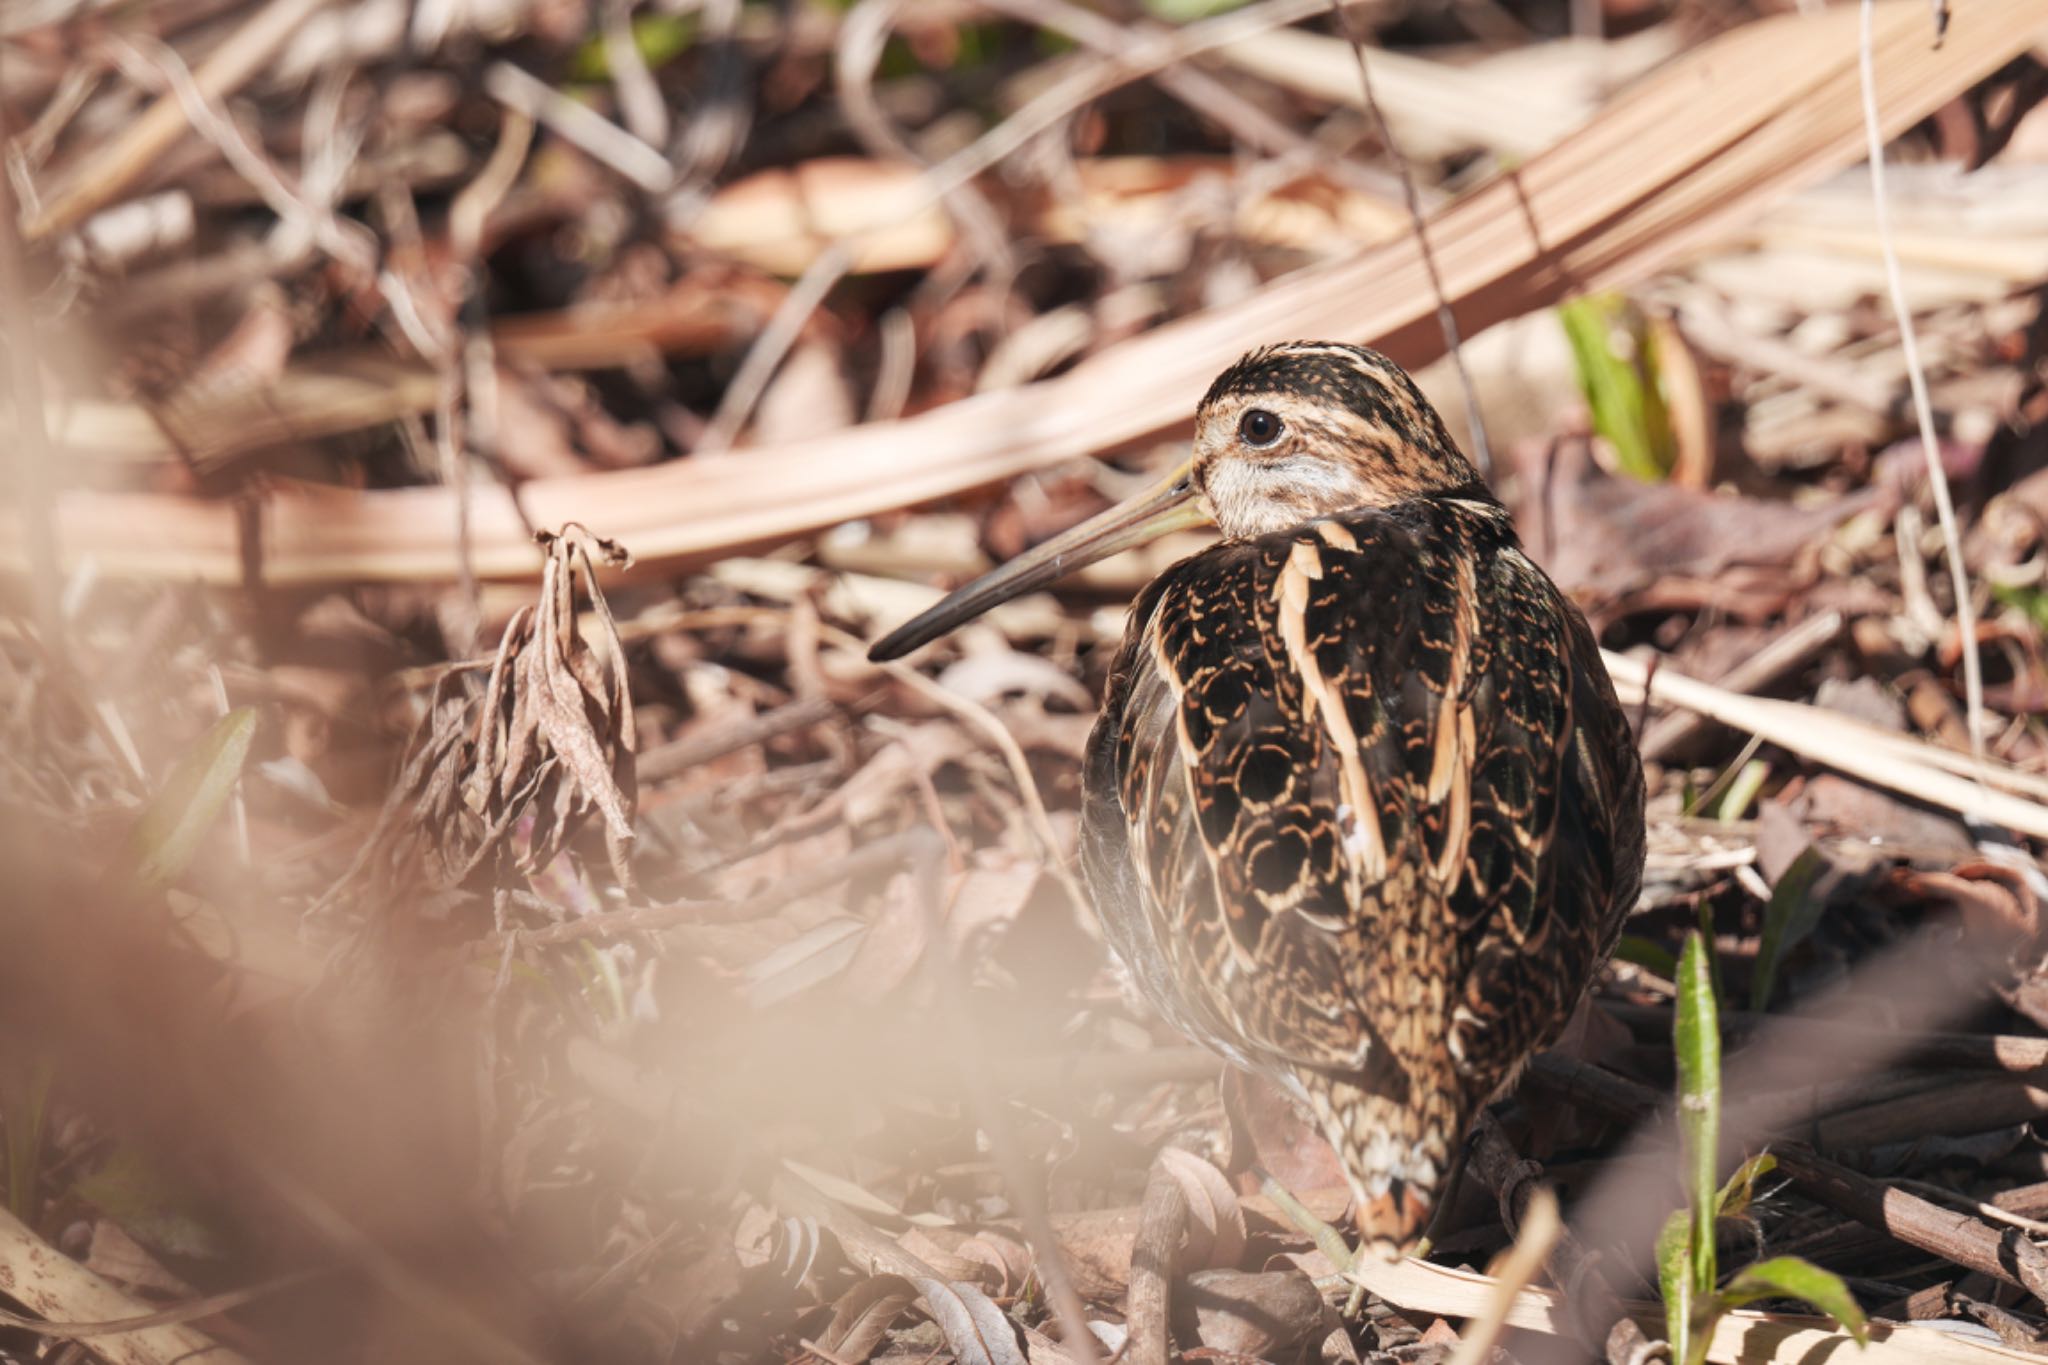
top-left (1858, 0), bottom-right (1984, 767)
top-left (1639, 611), bottom-right (1845, 762)
top-left (907, 839), bottom-right (1105, 1365)
top-left (22, 0), bottom-right (332, 239)
top-left (1449, 1186), bottom-right (1560, 1365)
top-left (496, 831), bottom-right (927, 945)
top-left (1324, 0), bottom-right (1492, 476)
top-left (818, 622), bottom-right (1088, 914)
top-left (0, 108), bottom-right (63, 651)
top-left (102, 33), bottom-right (376, 276)
top-left (1127, 1157), bottom-right (1190, 1365)
top-left (483, 61), bottom-right (671, 194)
top-left (699, 0), bottom-right (1344, 449)
top-left (973, 0), bottom-right (1404, 201)
top-left (0, 1269), bottom-right (321, 1338)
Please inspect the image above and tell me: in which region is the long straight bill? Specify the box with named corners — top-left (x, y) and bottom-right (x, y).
top-left (867, 462), bottom-right (1209, 661)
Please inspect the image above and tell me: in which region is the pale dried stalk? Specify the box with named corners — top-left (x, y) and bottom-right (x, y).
top-left (1447, 1187), bottom-right (1560, 1365)
top-left (483, 61), bottom-right (671, 193)
top-left (23, 0), bottom-right (333, 239)
top-left (817, 622), bottom-right (1086, 914)
top-left (0, 1207), bottom-right (253, 1365)
top-left (1859, 0), bottom-right (1985, 767)
top-left (102, 32), bottom-right (377, 275)
top-left (1324, 0), bottom-right (1492, 474)
top-left (702, 0), bottom-right (1342, 449)
top-left (15, 1), bottom-right (2045, 582)
top-left (1339, 1251), bottom-right (2033, 1364)
top-left (1602, 650), bottom-right (2048, 837)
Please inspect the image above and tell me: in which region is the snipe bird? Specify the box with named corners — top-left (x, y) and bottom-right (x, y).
top-left (870, 342), bottom-right (1645, 1256)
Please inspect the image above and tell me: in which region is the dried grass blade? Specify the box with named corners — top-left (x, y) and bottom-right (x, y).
top-left (26, 1), bottom-right (2048, 583)
top-left (1603, 651), bottom-right (2048, 837)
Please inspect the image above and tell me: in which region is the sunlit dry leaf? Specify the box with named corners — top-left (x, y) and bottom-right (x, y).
top-left (909, 1276), bottom-right (1029, 1365)
top-left (1220, 1068), bottom-right (1347, 1197)
top-left (123, 707), bottom-right (258, 893)
top-left (753, 340), bottom-right (856, 445)
top-left (1048, 1206), bottom-right (1145, 1301)
top-left (955, 1228), bottom-right (1034, 1296)
top-left (326, 526), bottom-right (638, 911)
top-left (84, 1219), bottom-right (193, 1296)
top-left (743, 916), bottom-right (866, 1007)
top-left (1892, 861), bottom-right (2042, 945)
top-left (945, 851), bottom-right (1043, 958)
top-left (816, 1273), bottom-right (919, 1363)
top-left (179, 282), bottom-right (293, 398)
top-left (1158, 1147), bottom-right (1246, 1272)
top-left (837, 726), bottom-right (975, 827)
top-left (936, 650), bottom-right (1094, 710)
top-left (1173, 1267), bottom-right (1328, 1362)
top-left (782, 1159), bottom-right (954, 1230)
top-left (899, 1228), bottom-right (1001, 1284)
top-left (842, 870), bottom-right (932, 1004)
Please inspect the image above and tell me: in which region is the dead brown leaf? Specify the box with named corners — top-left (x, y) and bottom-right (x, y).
top-left (1172, 1267), bottom-right (1328, 1364)
top-left (1219, 1069), bottom-right (1346, 1201)
top-left (814, 1273), bottom-right (919, 1364)
top-left (1514, 438), bottom-right (1878, 611)
top-left (468, 524), bottom-right (639, 890)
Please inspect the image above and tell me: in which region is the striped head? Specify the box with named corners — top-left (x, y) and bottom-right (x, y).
top-left (1192, 342), bottom-right (1479, 540)
top-left (866, 340), bottom-right (1481, 662)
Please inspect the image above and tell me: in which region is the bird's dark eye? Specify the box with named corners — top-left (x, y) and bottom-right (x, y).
top-left (1237, 408), bottom-right (1283, 447)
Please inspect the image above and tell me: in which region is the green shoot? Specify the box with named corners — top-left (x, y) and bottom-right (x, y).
top-left (1613, 934), bottom-right (1679, 980)
top-left (1750, 847), bottom-right (1827, 1011)
top-left (569, 14), bottom-right (697, 81)
top-left (1657, 931), bottom-right (1868, 1364)
top-left (120, 707), bottom-right (258, 894)
top-left (2, 1057), bottom-right (54, 1221)
top-left (1715, 759), bottom-right (1769, 824)
top-left (1557, 293), bottom-right (1678, 482)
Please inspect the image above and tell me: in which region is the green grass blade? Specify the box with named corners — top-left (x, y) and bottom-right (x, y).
top-left (1715, 759), bottom-right (1769, 823)
top-left (1557, 293), bottom-right (1676, 482)
top-left (1715, 1153), bottom-right (1777, 1222)
top-left (1720, 1257), bottom-right (1868, 1343)
top-left (1675, 930), bottom-right (1722, 1353)
top-left (569, 13), bottom-right (697, 80)
top-left (1751, 846), bottom-right (1827, 1011)
top-left (124, 708), bottom-right (258, 891)
top-left (3, 1057), bottom-right (55, 1221)
top-left (1614, 934), bottom-right (1679, 978)
top-left (1656, 1207), bottom-right (1697, 1365)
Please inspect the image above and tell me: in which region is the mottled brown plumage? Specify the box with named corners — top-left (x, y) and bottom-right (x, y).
top-left (871, 341), bottom-right (1646, 1258)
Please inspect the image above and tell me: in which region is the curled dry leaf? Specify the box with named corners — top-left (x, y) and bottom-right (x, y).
top-left (1513, 439), bottom-right (1878, 610)
top-left (326, 526), bottom-right (638, 908)
top-left (1891, 861), bottom-right (2042, 945)
top-left (909, 1276), bottom-right (1030, 1365)
top-left (1157, 1148), bottom-right (1247, 1273)
top-left (898, 1228), bottom-right (998, 1284)
top-left (936, 649), bottom-right (1096, 711)
top-left (467, 525), bottom-right (639, 891)
top-left (815, 1273), bottom-right (920, 1364)
top-left (1172, 1267), bottom-right (1329, 1364)
top-left (954, 1227), bottom-right (1035, 1296)
top-left (1219, 1068), bottom-right (1348, 1199)
top-left (742, 916), bottom-right (867, 1008)
top-left (1048, 1206), bottom-right (1145, 1301)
